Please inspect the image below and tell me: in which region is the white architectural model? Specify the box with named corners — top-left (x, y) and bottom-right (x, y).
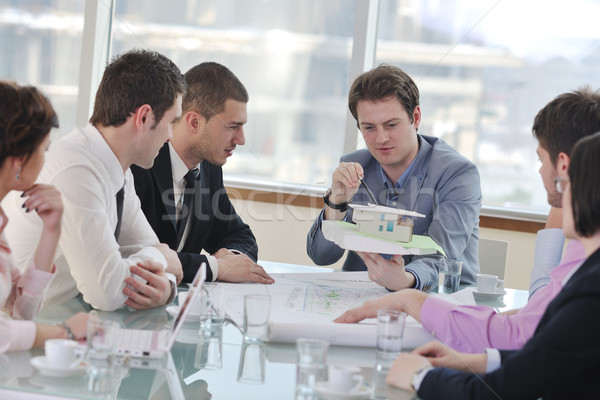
top-left (350, 204), bottom-right (425, 243)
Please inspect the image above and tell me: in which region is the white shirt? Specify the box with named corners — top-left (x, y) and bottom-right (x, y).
top-left (168, 144), bottom-right (219, 279)
top-left (3, 125), bottom-right (170, 311)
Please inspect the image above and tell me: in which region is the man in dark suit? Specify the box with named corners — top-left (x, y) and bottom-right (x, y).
top-left (131, 62), bottom-right (274, 284)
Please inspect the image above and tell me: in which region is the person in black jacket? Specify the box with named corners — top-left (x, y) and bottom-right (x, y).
top-left (387, 131), bottom-right (600, 399)
top-left (132, 62), bottom-right (273, 285)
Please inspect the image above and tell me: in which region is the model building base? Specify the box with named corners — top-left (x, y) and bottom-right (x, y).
top-left (322, 220), bottom-right (445, 256)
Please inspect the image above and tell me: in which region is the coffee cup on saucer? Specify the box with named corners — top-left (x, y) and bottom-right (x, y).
top-left (327, 365), bottom-right (364, 392)
top-left (44, 339), bottom-right (84, 369)
top-left (476, 274), bottom-right (504, 293)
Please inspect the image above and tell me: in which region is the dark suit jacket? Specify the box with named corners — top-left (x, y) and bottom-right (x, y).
top-left (418, 247), bottom-right (600, 399)
top-left (131, 144), bottom-right (258, 283)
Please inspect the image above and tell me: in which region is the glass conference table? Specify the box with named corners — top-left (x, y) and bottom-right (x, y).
top-left (0, 262), bottom-right (528, 399)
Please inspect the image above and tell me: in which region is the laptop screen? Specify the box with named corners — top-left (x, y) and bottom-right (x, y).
top-left (168, 263), bottom-right (206, 348)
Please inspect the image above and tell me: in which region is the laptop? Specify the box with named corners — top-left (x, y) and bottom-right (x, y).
top-left (115, 263), bottom-right (206, 358)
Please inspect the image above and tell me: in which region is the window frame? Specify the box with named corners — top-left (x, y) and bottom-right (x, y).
top-left (77, 0), bottom-right (550, 226)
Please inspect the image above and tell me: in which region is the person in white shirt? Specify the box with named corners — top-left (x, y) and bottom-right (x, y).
top-left (3, 49), bottom-right (185, 311)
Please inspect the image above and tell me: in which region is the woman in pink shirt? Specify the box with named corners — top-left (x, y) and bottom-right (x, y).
top-left (0, 81), bottom-right (88, 352)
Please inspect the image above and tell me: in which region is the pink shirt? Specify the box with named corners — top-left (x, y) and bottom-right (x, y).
top-left (0, 213), bottom-right (54, 352)
top-left (420, 239), bottom-right (586, 353)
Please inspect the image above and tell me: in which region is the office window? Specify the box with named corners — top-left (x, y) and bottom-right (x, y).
top-left (375, 0), bottom-right (600, 213)
top-left (10, 0), bottom-right (593, 218)
top-left (110, 0), bottom-right (356, 189)
top-left (0, 0), bottom-right (85, 137)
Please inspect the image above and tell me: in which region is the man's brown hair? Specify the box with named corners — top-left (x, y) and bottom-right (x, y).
top-left (183, 62), bottom-right (248, 121)
top-left (348, 64), bottom-right (419, 125)
top-left (533, 86), bottom-right (600, 165)
top-left (90, 49), bottom-right (186, 128)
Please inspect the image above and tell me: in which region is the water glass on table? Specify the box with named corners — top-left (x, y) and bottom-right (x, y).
top-left (296, 338), bottom-right (329, 398)
top-left (199, 284), bottom-right (226, 335)
top-left (243, 294), bottom-right (272, 343)
top-left (438, 259), bottom-right (463, 294)
top-left (376, 309), bottom-right (406, 361)
top-left (86, 319), bottom-right (119, 374)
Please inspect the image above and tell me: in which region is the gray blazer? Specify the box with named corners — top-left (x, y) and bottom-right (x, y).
top-left (306, 134), bottom-right (481, 291)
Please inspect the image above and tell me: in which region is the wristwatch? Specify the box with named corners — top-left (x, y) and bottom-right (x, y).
top-left (323, 188), bottom-right (348, 212)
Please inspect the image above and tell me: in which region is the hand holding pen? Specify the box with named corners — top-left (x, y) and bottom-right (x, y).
top-left (325, 162), bottom-right (378, 218)
top-left (328, 162), bottom-right (365, 206)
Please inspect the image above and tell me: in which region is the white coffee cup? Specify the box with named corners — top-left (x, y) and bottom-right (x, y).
top-left (328, 365), bottom-right (363, 392)
top-left (45, 339), bottom-right (83, 368)
top-left (476, 274), bottom-right (504, 293)
top-left (178, 291), bottom-right (202, 314)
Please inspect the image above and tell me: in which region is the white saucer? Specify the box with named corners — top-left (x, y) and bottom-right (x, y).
top-left (166, 305), bottom-right (201, 321)
top-left (314, 381), bottom-right (370, 400)
top-left (472, 289), bottom-right (507, 299)
top-left (30, 356), bottom-right (86, 377)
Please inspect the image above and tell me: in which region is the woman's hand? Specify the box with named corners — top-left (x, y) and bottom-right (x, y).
top-left (64, 312), bottom-right (91, 341)
top-left (22, 184), bottom-right (63, 232)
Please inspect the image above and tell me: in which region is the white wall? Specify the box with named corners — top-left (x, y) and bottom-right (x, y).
top-left (231, 198), bottom-right (539, 290)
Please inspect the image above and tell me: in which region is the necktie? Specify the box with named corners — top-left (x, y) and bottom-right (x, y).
top-left (176, 168), bottom-right (198, 245)
top-left (114, 186), bottom-right (125, 240)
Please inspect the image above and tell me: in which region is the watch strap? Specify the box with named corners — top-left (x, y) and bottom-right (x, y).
top-left (323, 190), bottom-right (348, 211)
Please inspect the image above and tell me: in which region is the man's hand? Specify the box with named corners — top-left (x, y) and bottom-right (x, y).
top-left (214, 249), bottom-right (274, 284)
top-left (386, 353), bottom-right (432, 392)
top-left (154, 243), bottom-right (183, 284)
top-left (123, 261), bottom-right (173, 309)
top-left (356, 252), bottom-right (415, 290)
top-left (325, 162), bottom-right (364, 220)
top-left (412, 341), bottom-right (487, 374)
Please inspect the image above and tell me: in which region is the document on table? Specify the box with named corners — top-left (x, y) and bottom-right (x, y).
top-left (216, 271), bottom-right (438, 348)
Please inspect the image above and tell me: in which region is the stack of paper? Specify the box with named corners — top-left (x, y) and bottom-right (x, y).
top-left (217, 272), bottom-right (438, 349)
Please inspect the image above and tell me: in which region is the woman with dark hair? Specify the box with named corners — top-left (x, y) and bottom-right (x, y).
top-left (0, 81), bottom-right (88, 352)
top-left (387, 131), bottom-right (600, 399)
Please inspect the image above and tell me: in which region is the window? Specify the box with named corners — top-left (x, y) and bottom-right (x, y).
top-left (386, 221), bottom-right (394, 232)
top-left (4, 0), bottom-right (599, 218)
top-left (374, 0), bottom-right (600, 214)
top-left (0, 0), bottom-right (85, 136)
top-left (110, 0), bottom-right (356, 189)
